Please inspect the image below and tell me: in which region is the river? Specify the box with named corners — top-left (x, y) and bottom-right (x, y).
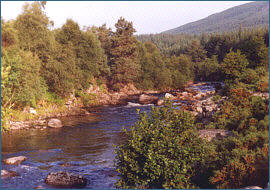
top-left (1, 83), bottom-right (216, 189)
top-left (1, 103), bottom-right (155, 189)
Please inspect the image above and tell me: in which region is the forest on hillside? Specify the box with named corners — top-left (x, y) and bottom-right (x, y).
top-left (1, 2), bottom-right (269, 189)
top-left (164, 1), bottom-right (269, 35)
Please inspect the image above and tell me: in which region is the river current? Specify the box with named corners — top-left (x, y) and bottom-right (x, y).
top-left (1, 103), bottom-right (154, 189)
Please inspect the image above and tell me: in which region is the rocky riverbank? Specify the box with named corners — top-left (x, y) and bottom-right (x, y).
top-left (4, 82), bottom-right (221, 131)
top-left (5, 83), bottom-right (153, 131)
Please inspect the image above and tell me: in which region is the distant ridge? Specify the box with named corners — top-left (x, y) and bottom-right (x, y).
top-left (163, 1), bottom-right (269, 35)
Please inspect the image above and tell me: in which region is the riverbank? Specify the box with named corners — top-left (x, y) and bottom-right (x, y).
top-left (4, 82), bottom-right (218, 131)
top-left (3, 83), bottom-right (157, 131)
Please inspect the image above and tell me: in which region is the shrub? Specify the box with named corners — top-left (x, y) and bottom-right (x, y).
top-left (210, 143), bottom-right (269, 189)
top-left (115, 102), bottom-right (210, 189)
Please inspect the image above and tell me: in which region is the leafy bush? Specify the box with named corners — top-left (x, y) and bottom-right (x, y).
top-left (115, 102), bottom-right (210, 189)
top-left (76, 91), bottom-right (98, 107)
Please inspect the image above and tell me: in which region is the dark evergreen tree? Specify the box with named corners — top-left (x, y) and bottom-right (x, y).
top-left (109, 17), bottom-right (141, 89)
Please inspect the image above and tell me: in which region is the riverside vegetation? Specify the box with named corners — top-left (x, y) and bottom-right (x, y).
top-left (1, 1), bottom-right (269, 189)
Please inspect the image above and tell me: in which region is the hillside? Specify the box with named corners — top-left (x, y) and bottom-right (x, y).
top-left (164, 1), bottom-right (269, 35)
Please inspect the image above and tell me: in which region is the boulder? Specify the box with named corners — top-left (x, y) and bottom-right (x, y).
top-left (47, 119), bottom-right (63, 128)
top-left (156, 99), bottom-right (164, 106)
top-left (198, 129), bottom-right (234, 142)
top-left (164, 93), bottom-right (174, 99)
top-left (1, 170), bottom-right (19, 178)
top-left (3, 156), bottom-right (27, 165)
top-left (45, 171), bottom-right (87, 188)
top-left (138, 94), bottom-right (158, 105)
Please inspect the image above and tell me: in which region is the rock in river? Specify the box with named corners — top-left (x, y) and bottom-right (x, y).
top-left (156, 99), bottom-right (164, 106)
top-left (3, 156), bottom-right (27, 165)
top-left (164, 93), bottom-right (175, 99)
top-left (45, 171), bottom-right (87, 188)
top-left (1, 170), bottom-right (19, 178)
top-left (138, 94), bottom-right (158, 105)
top-left (47, 118), bottom-right (63, 128)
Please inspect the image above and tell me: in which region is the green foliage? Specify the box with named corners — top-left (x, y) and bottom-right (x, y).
top-left (76, 91), bottom-right (98, 107)
top-left (89, 24), bottom-right (112, 56)
top-left (44, 91), bottom-right (64, 105)
top-left (1, 47), bottom-right (46, 108)
top-left (136, 41), bottom-right (176, 90)
top-left (55, 19), bottom-right (109, 90)
top-left (115, 102), bottom-right (210, 189)
top-left (168, 54), bottom-right (193, 88)
top-left (1, 66), bottom-right (11, 131)
top-left (42, 42), bottom-right (76, 97)
top-left (239, 35), bottom-right (269, 69)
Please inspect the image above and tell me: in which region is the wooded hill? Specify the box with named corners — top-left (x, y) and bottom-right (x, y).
top-left (164, 1), bottom-right (269, 35)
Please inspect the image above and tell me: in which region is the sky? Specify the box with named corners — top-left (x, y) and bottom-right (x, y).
top-left (1, 1), bottom-right (252, 34)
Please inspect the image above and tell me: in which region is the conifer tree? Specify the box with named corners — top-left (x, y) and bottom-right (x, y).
top-left (109, 17), bottom-right (140, 89)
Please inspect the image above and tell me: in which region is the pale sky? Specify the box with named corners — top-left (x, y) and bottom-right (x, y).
top-left (1, 1), bottom-right (252, 34)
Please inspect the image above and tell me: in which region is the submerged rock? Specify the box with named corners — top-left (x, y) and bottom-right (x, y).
top-left (45, 171), bottom-right (87, 188)
top-left (1, 170), bottom-right (19, 178)
top-left (47, 119), bottom-right (63, 128)
top-left (3, 156), bottom-right (27, 165)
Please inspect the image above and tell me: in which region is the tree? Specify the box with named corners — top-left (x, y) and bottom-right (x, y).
top-left (185, 40), bottom-right (206, 63)
top-left (1, 18), bottom-right (17, 48)
top-left (55, 19), bottom-right (108, 90)
top-left (109, 17), bottom-right (140, 89)
top-left (88, 24), bottom-right (112, 56)
top-left (221, 50), bottom-right (249, 80)
top-left (137, 41), bottom-right (172, 90)
top-left (42, 42), bottom-right (76, 97)
top-left (14, 1), bottom-right (54, 63)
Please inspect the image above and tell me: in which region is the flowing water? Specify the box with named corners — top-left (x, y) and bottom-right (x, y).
top-left (1, 103), bottom-right (154, 189)
top-left (1, 83), bottom-right (216, 189)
